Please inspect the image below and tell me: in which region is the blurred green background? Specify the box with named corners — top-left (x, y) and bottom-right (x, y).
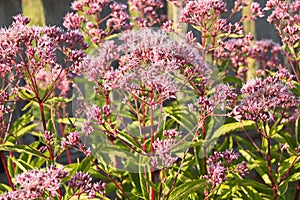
top-left (23, 0), bottom-right (44, 26)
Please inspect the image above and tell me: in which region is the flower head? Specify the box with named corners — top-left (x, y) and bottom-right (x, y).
top-left (0, 166), bottom-right (68, 199)
top-left (232, 76), bottom-right (298, 122)
top-left (129, 0), bottom-right (166, 27)
top-left (69, 171), bottom-right (106, 198)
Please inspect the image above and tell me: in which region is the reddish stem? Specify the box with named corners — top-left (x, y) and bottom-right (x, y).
top-left (150, 103), bottom-right (155, 200)
top-left (56, 111), bottom-right (72, 164)
top-left (201, 118), bottom-right (207, 175)
top-left (38, 101), bottom-right (56, 162)
top-left (0, 151), bottom-right (14, 190)
top-left (295, 180), bottom-right (300, 200)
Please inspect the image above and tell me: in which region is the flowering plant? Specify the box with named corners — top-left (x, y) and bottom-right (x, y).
top-left (0, 0), bottom-right (300, 199)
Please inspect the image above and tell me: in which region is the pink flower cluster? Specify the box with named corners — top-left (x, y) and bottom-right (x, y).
top-left (0, 15), bottom-right (87, 95)
top-left (232, 74), bottom-right (298, 122)
top-left (83, 28), bottom-right (208, 104)
top-left (265, 0), bottom-right (300, 48)
top-left (0, 15), bottom-right (87, 135)
top-left (64, 0), bottom-right (131, 44)
top-left (0, 167), bottom-right (105, 200)
top-left (0, 166), bottom-right (68, 200)
top-left (215, 37), bottom-right (284, 78)
top-left (151, 129), bottom-right (181, 168)
top-left (197, 84), bottom-right (237, 117)
top-left (69, 171), bottom-right (106, 199)
top-left (128, 0), bottom-right (167, 27)
top-left (81, 104), bottom-right (113, 137)
top-left (204, 150), bottom-right (248, 188)
top-left (180, 0), bottom-right (227, 25)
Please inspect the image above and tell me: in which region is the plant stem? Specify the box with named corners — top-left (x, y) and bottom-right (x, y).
top-left (165, 123), bottom-right (202, 200)
top-left (267, 137), bottom-right (277, 200)
top-left (0, 151), bottom-right (14, 190)
top-left (201, 118), bottom-right (207, 175)
top-left (86, 154), bottom-right (131, 200)
top-left (295, 180), bottom-right (300, 200)
top-left (150, 104), bottom-right (155, 200)
top-left (38, 101), bottom-right (54, 160)
top-left (56, 111), bottom-right (72, 164)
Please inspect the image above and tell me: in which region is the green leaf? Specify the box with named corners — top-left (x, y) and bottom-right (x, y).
top-left (7, 156), bottom-right (15, 179)
top-left (191, 24), bottom-right (204, 32)
top-left (223, 76), bottom-right (243, 86)
top-left (278, 156), bottom-right (299, 180)
top-left (87, 167), bottom-right (110, 181)
top-left (0, 183), bottom-right (11, 192)
top-left (10, 156), bottom-right (34, 173)
top-left (287, 172), bottom-right (300, 182)
top-left (291, 81), bottom-right (300, 96)
top-left (77, 157), bottom-right (91, 173)
top-left (236, 179), bottom-right (273, 198)
top-left (104, 33), bottom-right (120, 41)
top-left (278, 181), bottom-right (288, 195)
top-left (9, 113), bottom-right (34, 133)
top-left (57, 117), bottom-right (84, 127)
top-left (6, 113), bottom-right (39, 143)
top-left (296, 115), bottom-right (300, 145)
top-left (15, 123), bottom-right (39, 141)
top-left (18, 87), bottom-right (35, 100)
top-left (21, 101), bottom-right (34, 111)
top-left (45, 96), bottom-right (73, 104)
top-left (0, 144), bottom-right (46, 158)
top-left (169, 179), bottom-right (206, 200)
top-left (212, 120), bottom-right (255, 139)
top-left (118, 131), bottom-right (143, 152)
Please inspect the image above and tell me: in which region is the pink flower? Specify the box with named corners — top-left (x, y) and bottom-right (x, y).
top-left (0, 166), bottom-right (68, 199)
top-left (180, 0), bottom-right (227, 24)
top-left (152, 137), bottom-right (179, 167)
top-left (68, 171), bottom-right (106, 198)
top-left (250, 2), bottom-right (265, 19)
top-left (63, 12), bottom-right (85, 30)
top-left (233, 76), bottom-right (298, 122)
top-left (129, 0), bottom-right (166, 27)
